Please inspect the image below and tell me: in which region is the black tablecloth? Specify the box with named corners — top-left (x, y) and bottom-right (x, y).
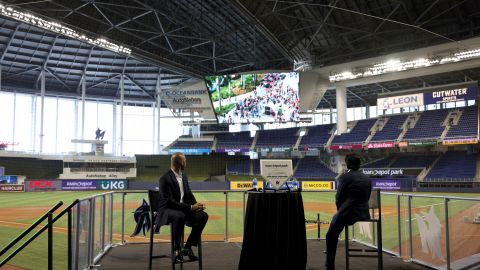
top-left (238, 191), bottom-right (307, 270)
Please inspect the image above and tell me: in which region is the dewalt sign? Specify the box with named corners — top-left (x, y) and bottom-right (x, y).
top-left (230, 181), bottom-right (264, 190)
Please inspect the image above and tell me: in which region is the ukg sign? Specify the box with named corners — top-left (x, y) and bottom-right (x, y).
top-left (365, 142), bottom-right (395, 149)
top-left (424, 86), bottom-right (477, 104)
top-left (97, 180), bottom-right (128, 190)
top-left (377, 93), bottom-right (423, 110)
top-left (62, 180), bottom-right (96, 190)
top-left (371, 179), bottom-right (401, 190)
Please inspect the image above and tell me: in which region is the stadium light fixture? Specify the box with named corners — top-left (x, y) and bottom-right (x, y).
top-left (329, 48), bottom-right (480, 82)
top-left (0, 4), bottom-right (131, 55)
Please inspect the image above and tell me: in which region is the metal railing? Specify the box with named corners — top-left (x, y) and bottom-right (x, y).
top-left (0, 199), bottom-right (81, 270)
top-left (9, 190), bottom-right (477, 270)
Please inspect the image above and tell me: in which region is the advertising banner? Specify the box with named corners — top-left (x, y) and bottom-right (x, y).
top-left (371, 179), bottom-right (401, 190)
top-left (398, 141), bottom-right (409, 148)
top-left (97, 180), bottom-right (128, 190)
top-left (26, 180), bottom-right (61, 191)
top-left (377, 93), bottom-right (423, 110)
top-left (424, 86), bottom-right (477, 105)
top-left (0, 175), bottom-right (17, 184)
top-left (329, 144), bottom-right (363, 150)
top-left (215, 148), bottom-right (250, 153)
top-left (362, 168), bottom-right (423, 176)
top-left (61, 180), bottom-right (96, 191)
top-left (301, 181), bottom-right (335, 191)
top-left (160, 82), bottom-right (217, 120)
top-left (260, 159), bottom-right (293, 190)
top-left (408, 140), bottom-right (437, 147)
top-left (230, 181), bottom-right (264, 190)
top-left (0, 184), bottom-right (24, 192)
top-left (442, 137), bottom-right (478, 145)
top-left (365, 141), bottom-right (395, 149)
top-left (168, 148), bottom-right (211, 155)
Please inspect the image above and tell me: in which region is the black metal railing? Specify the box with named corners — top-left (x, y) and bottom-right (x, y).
top-left (0, 199), bottom-right (80, 270)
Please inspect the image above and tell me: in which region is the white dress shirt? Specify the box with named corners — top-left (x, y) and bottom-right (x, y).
top-left (172, 169), bottom-right (184, 203)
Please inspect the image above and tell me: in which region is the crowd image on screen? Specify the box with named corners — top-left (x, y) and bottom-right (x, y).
top-left (210, 72), bottom-right (299, 124)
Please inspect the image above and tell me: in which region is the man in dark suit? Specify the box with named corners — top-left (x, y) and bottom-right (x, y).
top-left (157, 153), bottom-right (208, 262)
top-left (325, 154), bottom-right (372, 270)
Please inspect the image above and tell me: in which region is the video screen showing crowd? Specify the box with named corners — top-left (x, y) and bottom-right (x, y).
top-left (205, 72), bottom-right (300, 124)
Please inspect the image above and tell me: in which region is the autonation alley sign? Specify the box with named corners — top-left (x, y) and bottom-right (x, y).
top-left (161, 85), bottom-right (216, 120)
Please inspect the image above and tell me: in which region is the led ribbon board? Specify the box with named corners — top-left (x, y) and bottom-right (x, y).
top-left (0, 4), bottom-right (131, 55)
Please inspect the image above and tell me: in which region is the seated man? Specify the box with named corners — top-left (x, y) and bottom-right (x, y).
top-left (156, 153), bottom-right (208, 262)
top-left (325, 154), bottom-right (372, 270)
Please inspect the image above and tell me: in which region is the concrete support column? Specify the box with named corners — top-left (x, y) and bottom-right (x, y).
top-left (39, 69), bottom-right (45, 153)
top-left (336, 85), bottom-right (347, 134)
top-left (81, 75), bottom-right (86, 139)
top-left (119, 75), bottom-right (125, 155)
top-left (156, 71), bottom-right (162, 153)
top-left (112, 103), bottom-right (117, 154)
top-left (365, 104), bottom-right (370, 119)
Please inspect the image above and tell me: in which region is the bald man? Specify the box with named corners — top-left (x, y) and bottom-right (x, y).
top-left (156, 153), bottom-right (208, 263)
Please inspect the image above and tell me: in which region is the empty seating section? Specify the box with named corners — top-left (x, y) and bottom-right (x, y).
top-left (403, 109), bottom-right (450, 140)
top-left (446, 106), bottom-right (478, 138)
top-left (170, 140), bottom-right (213, 149)
top-left (253, 159), bottom-right (260, 175)
top-left (332, 119), bottom-right (377, 144)
top-left (371, 114), bottom-right (408, 142)
top-left (363, 157), bottom-right (394, 168)
top-left (227, 157), bottom-right (251, 175)
top-left (299, 124), bottom-right (334, 148)
top-left (255, 127), bottom-right (299, 148)
top-left (293, 156), bottom-right (336, 179)
top-left (390, 154), bottom-right (438, 168)
top-left (425, 151), bottom-right (477, 181)
top-left (216, 132), bottom-right (253, 149)
top-left (0, 157), bottom-right (62, 179)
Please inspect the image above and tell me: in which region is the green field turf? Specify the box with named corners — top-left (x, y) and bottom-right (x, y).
top-left (0, 191), bottom-right (478, 269)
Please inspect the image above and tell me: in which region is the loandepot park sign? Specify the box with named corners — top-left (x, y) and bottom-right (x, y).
top-left (161, 81), bottom-right (216, 120)
top-left (377, 84), bottom-right (478, 111)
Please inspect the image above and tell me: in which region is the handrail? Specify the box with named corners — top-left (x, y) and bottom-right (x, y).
top-left (0, 200), bottom-right (80, 269)
top-left (0, 201), bottom-right (63, 258)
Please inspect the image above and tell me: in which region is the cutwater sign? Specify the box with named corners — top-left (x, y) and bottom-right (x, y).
top-left (98, 180), bottom-right (128, 190)
top-left (424, 86), bottom-right (477, 104)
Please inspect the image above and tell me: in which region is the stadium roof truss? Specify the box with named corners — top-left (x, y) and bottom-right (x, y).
top-left (0, 0), bottom-right (480, 108)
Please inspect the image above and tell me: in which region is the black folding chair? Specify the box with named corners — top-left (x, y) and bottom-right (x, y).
top-left (148, 190), bottom-right (203, 270)
top-left (344, 189), bottom-right (383, 270)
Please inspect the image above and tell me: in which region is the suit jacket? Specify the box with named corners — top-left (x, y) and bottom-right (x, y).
top-left (156, 170), bottom-right (197, 226)
top-left (335, 169), bottom-right (372, 225)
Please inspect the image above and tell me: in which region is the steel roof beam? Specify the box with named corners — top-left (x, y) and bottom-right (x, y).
top-left (230, 0), bottom-right (294, 63)
top-left (45, 67), bottom-right (72, 91)
top-left (123, 73), bottom-right (154, 99)
top-left (0, 24), bottom-right (21, 62)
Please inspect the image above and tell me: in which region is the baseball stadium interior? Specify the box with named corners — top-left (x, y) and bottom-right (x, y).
top-left (0, 0), bottom-right (480, 270)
